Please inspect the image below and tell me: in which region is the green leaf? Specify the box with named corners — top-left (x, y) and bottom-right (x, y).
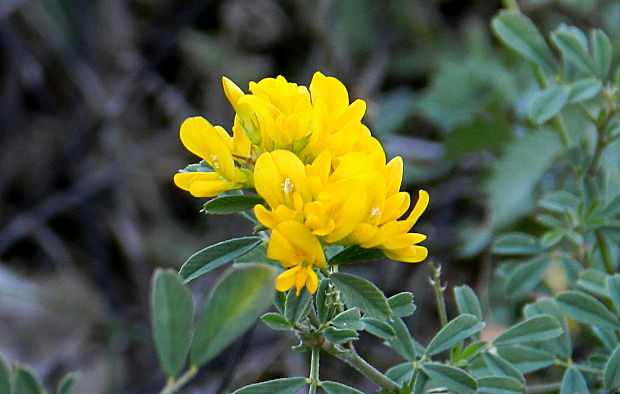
top-left (426, 314), bottom-right (485, 356)
top-left (590, 29), bottom-right (613, 79)
top-left (606, 275), bottom-right (620, 313)
top-left (491, 10), bottom-right (555, 73)
top-left (202, 195), bottom-right (265, 215)
top-left (387, 318), bottom-right (417, 361)
top-left (385, 363), bottom-right (415, 384)
top-left (578, 269), bottom-right (609, 299)
top-left (454, 342), bottom-right (487, 364)
top-left (0, 354), bottom-right (10, 394)
top-left (316, 279), bottom-right (331, 322)
top-left (260, 313), bottom-right (290, 331)
top-left (504, 256), bottom-right (551, 298)
top-left (551, 27), bottom-right (595, 75)
top-left (454, 285), bottom-right (483, 320)
top-left (332, 308), bottom-right (364, 331)
top-left (361, 317), bottom-right (396, 339)
top-left (539, 229), bottom-right (565, 249)
top-left (327, 245), bottom-right (384, 265)
top-left (324, 327), bottom-right (358, 345)
top-left (528, 85), bottom-right (570, 124)
top-left (560, 367), bottom-right (588, 394)
top-left (493, 315), bottom-right (562, 345)
top-left (179, 237), bottom-right (262, 283)
top-left (234, 242), bottom-right (279, 267)
top-left (523, 298), bottom-right (571, 358)
top-left (605, 345), bottom-right (620, 388)
top-left (56, 373), bottom-right (78, 394)
top-left (568, 78), bottom-right (602, 103)
top-left (483, 353), bottom-right (525, 384)
top-left (284, 288), bottom-right (313, 324)
top-left (492, 233), bottom-right (540, 255)
top-left (496, 345), bottom-right (556, 374)
top-left (330, 273), bottom-right (391, 320)
top-left (232, 377), bottom-right (307, 394)
top-left (485, 129), bottom-right (562, 228)
top-left (321, 381), bottom-right (364, 394)
top-left (151, 269), bottom-right (193, 377)
top-left (12, 366), bottom-right (44, 394)
top-left (422, 363), bottom-right (477, 394)
top-left (274, 291), bottom-right (286, 314)
top-left (413, 370), bottom-right (428, 394)
top-left (593, 327), bottom-right (619, 350)
top-left (190, 264), bottom-right (276, 366)
top-left (477, 376), bottom-right (524, 394)
top-left (388, 292), bottom-right (416, 318)
top-left (556, 291), bottom-right (619, 330)
top-left (539, 190), bottom-right (580, 213)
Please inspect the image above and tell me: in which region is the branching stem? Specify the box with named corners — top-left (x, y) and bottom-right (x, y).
top-left (160, 366), bottom-right (198, 394)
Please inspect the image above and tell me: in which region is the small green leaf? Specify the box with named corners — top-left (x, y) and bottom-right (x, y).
top-left (361, 317), bottom-right (396, 339)
top-left (324, 327), bottom-right (358, 344)
top-left (0, 354), bottom-right (10, 394)
top-left (606, 275), bottom-right (620, 313)
top-left (592, 327), bottom-right (619, 350)
top-left (274, 291), bottom-right (286, 314)
top-left (284, 288), bottom-right (313, 324)
top-left (578, 269), bottom-right (610, 299)
top-left (202, 195), bottom-right (265, 215)
top-left (260, 313), bottom-right (290, 330)
top-left (496, 345), bottom-right (555, 374)
top-left (551, 27), bottom-right (595, 75)
top-left (454, 342), bottom-right (487, 364)
top-left (523, 298), bottom-right (571, 358)
top-left (454, 285), bottom-right (483, 320)
top-left (413, 370), bottom-right (428, 394)
top-left (316, 279), bottom-right (331, 322)
top-left (190, 264), bottom-right (276, 366)
top-left (332, 308), bottom-right (364, 331)
top-left (491, 10), bottom-right (555, 73)
top-left (426, 314), bottom-right (485, 356)
top-left (560, 367), bottom-right (588, 394)
top-left (483, 353), bottom-right (525, 384)
top-left (422, 363), bottom-right (477, 394)
top-left (56, 373), bottom-right (78, 394)
top-left (12, 365), bottom-right (44, 394)
top-left (493, 315), bottom-right (562, 345)
top-left (327, 245), bottom-right (384, 265)
top-left (387, 318), bottom-right (417, 361)
top-left (330, 273), bottom-right (391, 320)
top-left (151, 269), bottom-right (193, 377)
top-left (504, 256), bottom-right (551, 298)
top-left (529, 85), bottom-right (570, 124)
top-left (492, 233), bottom-right (540, 255)
top-left (321, 381), bottom-right (364, 394)
top-left (605, 344), bottom-right (620, 388)
top-left (232, 377), bottom-right (307, 394)
top-left (567, 78), bottom-right (602, 103)
top-left (388, 292), bottom-right (416, 318)
top-left (477, 376), bottom-right (524, 394)
top-left (179, 237), bottom-right (262, 283)
top-left (539, 190), bottom-right (580, 213)
top-left (386, 363), bottom-right (415, 384)
top-left (591, 29), bottom-right (613, 79)
top-left (556, 291), bottom-right (619, 330)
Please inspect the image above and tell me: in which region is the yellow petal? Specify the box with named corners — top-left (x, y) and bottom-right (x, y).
top-left (384, 245), bottom-right (428, 263)
top-left (305, 268), bottom-right (319, 294)
top-left (267, 220), bottom-right (326, 268)
top-left (405, 190), bottom-right (429, 226)
top-left (275, 266), bottom-right (299, 292)
top-left (222, 76), bottom-right (245, 110)
top-left (173, 172), bottom-right (235, 197)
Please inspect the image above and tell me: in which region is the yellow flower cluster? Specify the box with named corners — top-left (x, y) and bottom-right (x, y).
top-left (174, 72), bottom-right (429, 295)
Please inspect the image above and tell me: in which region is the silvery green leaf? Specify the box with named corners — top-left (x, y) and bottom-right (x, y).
top-left (556, 291), bottom-right (619, 330)
top-left (493, 315), bottom-right (562, 346)
top-left (321, 381), bottom-right (364, 394)
top-left (604, 345), bottom-right (620, 388)
top-left (422, 363), bottom-right (477, 394)
top-left (330, 273), bottom-right (391, 320)
top-left (426, 314), bottom-right (485, 356)
top-left (560, 367), bottom-right (588, 394)
top-left (284, 288), bottom-right (313, 324)
top-left (232, 377), bottom-right (307, 394)
top-left (454, 285), bottom-right (483, 320)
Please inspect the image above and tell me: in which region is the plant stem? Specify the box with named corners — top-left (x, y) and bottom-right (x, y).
top-left (526, 382), bottom-right (561, 393)
top-left (430, 264), bottom-right (448, 328)
top-left (323, 344), bottom-right (400, 392)
top-left (309, 347), bottom-right (320, 394)
top-left (160, 366), bottom-right (198, 394)
top-left (501, 0), bottom-right (520, 11)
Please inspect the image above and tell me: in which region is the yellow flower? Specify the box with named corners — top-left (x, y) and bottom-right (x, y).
top-left (267, 220), bottom-right (326, 295)
top-left (174, 116), bottom-right (251, 197)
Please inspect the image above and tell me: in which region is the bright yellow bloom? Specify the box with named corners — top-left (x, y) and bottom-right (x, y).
top-left (267, 220), bottom-right (326, 295)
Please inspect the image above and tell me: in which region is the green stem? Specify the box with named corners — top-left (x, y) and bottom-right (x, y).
top-left (160, 366), bottom-right (198, 394)
top-left (309, 347), bottom-right (320, 394)
top-left (501, 0), bottom-right (520, 11)
top-left (430, 264), bottom-right (448, 328)
top-left (526, 382), bottom-right (561, 393)
top-left (323, 344), bottom-right (400, 392)
top-left (557, 359), bottom-right (603, 375)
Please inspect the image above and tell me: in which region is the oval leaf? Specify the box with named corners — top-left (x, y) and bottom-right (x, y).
top-left (529, 85), bottom-right (570, 124)
top-left (387, 318), bottom-right (417, 361)
top-left (477, 376), bottom-right (524, 394)
top-left (361, 317), bottom-right (396, 339)
top-left (422, 363), bottom-right (477, 394)
top-left (483, 353), bottom-right (525, 384)
top-left (523, 298), bottom-right (571, 358)
top-left (496, 345), bottom-right (555, 374)
top-left (493, 315), bottom-right (562, 346)
top-left (591, 29), bottom-right (613, 79)
top-left (202, 195), bottom-right (265, 215)
top-left (321, 381), bottom-right (364, 394)
top-left (556, 291), bottom-right (619, 330)
top-left (151, 269), bottom-right (193, 377)
top-left (493, 233), bottom-right (540, 255)
top-left (179, 237), bottom-right (262, 283)
top-left (551, 28), bottom-right (595, 75)
top-left (0, 354), bottom-right (10, 394)
top-left (284, 288), bottom-right (313, 324)
top-left (604, 344), bottom-right (620, 388)
top-left (190, 264), bottom-right (276, 366)
top-left (388, 292), bottom-right (416, 318)
top-left (330, 272), bottom-right (391, 320)
top-left (606, 274), bottom-right (620, 314)
top-left (12, 366), bottom-right (44, 394)
top-left (505, 256), bottom-right (551, 298)
top-left (332, 308), bottom-right (364, 331)
top-left (386, 363), bottom-right (415, 384)
top-left (327, 245), bottom-right (384, 265)
top-left (454, 285), bottom-right (483, 320)
top-left (426, 314), bottom-right (485, 356)
top-left (232, 377), bottom-right (307, 394)
top-left (561, 367), bottom-right (588, 394)
top-left (324, 327), bottom-right (358, 345)
top-left (578, 269), bottom-right (609, 299)
top-left (56, 373), bottom-right (78, 394)
top-left (568, 78), bottom-right (602, 103)
top-left (260, 313), bottom-right (290, 331)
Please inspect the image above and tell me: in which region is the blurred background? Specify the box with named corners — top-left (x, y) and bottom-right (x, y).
top-left (1, 0), bottom-right (619, 392)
